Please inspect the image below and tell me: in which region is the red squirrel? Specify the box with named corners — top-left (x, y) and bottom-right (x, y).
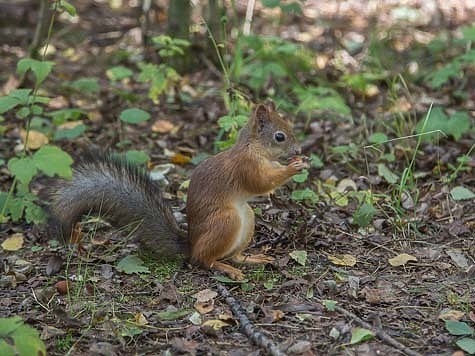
top-left (50, 101), bottom-right (306, 280)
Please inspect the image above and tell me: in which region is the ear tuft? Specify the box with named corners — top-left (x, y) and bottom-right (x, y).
top-left (265, 99), bottom-right (276, 112)
top-left (253, 103), bottom-right (269, 132)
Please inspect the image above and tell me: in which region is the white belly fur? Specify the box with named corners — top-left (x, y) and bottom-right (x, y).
top-left (228, 200), bottom-right (250, 256)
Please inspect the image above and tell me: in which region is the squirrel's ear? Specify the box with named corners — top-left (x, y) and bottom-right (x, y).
top-left (265, 99), bottom-right (276, 112)
top-left (251, 103), bottom-right (270, 133)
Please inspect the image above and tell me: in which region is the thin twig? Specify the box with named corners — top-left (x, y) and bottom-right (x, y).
top-left (243, 0), bottom-right (256, 35)
top-left (324, 301), bottom-right (423, 356)
top-left (216, 283), bottom-right (285, 356)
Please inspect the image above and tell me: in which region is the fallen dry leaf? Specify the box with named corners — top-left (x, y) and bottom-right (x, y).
top-left (194, 300), bottom-right (214, 314)
top-left (262, 308), bottom-right (285, 323)
top-left (58, 120), bottom-right (83, 129)
top-left (20, 130), bottom-right (49, 150)
top-left (192, 288), bottom-right (217, 314)
top-left (328, 254), bottom-right (357, 266)
top-left (388, 253), bottom-right (417, 267)
top-left (170, 153), bottom-right (191, 165)
top-left (438, 309), bottom-right (464, 321)
top-left (192, 289), bottom-right (217, 302)
top-left (88, 110), bottom-right (103, 122)
top-left (1, 75), bottom-right (19, 95)
top-left (201, 319), bottom-right (230, 330)
top-left (2, 233), bottom-right (24, 251)
top-left (336, 178), bottom-right (357, 192)
top-left (134, 312), bottom-right (148, 325)
top-left (55, 280), bottom-right (71, 295)
top-left (48, 96), bottom-right (69, 109)
top-left (152, 119), bottom-right (176, 133)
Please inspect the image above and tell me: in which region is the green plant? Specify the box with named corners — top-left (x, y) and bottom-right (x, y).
top-left (445, 320), bottom-right (475, 354)
top-left (0, 6), bottom-right (74, 224)
top-left (55, 333), bottom-right (74, 353)
top-left (426, 24), bottom-right (475, 89)
top-left (0, 316), bottom-right (46, 356)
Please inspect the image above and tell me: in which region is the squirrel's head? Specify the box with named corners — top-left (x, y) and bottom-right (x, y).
top-left (243, 100), bottom-right (301, 160)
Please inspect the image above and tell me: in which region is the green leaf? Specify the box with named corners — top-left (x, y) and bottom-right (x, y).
top-left (350, 328), bottom-right (375, 344)
top-left (426, 62), bottom-right (460, 89)
top-left (8, 157), bottom-right (37, 185)
top-left (291, 188), bottom-right (318, 203)
top-left (456, 337), bottom-right (475, 354)
top-left (0, 340), bottom-right (14, 356)
top-left (353, 203), bottom-right (377, 228)
top-left (0, 317), bottom-right (46, 356)
top-left (461, 25), bottom-right (475, 41)
top-left (17, 58), bottom-right (54, 85)
top-left (47, 108), bottom-right (85, 125)
top-left (289, 250), bottom-right (307, 266)
top-left (156, 310), bottom-right (192, 321)
top-left (33, 145), bottom-right (73, 179)
top-left (125, 150), bottom-right (150, 165)
top-left (292, 169), bottom-right (308, 183)
top-left (448, 111), bottom-right (471, 141)
top-left (107, 66), bottom-right (133, 81)
top-left (323, 299), bottom-right (337, 311)
top-left (262, 0), bottom-right (280, 7)
top-left (0, 96), bottom-right (21, 114)
top-left (445, 320), bottom-right (474, 336)
top-left (377, 163), bottom-right (399, 184)
top-left (9, 89), bottom-right (32, 105)
top-left (59, 0), bottom-right (77, 16)
top-left (310, 154), bottom-right (324, 168)
top-left (24, 201), bottom-right (46, 224)
top-left (263, 280), bottom-right (274, 290)
top-left (70, 78), bottom-right (100, 93)
top-left (369, 132), bottom-right (388, 144)
top-left (218, 115), bottom-right (248, 131)
top-left (280, 2), bottom-right (302, 14)
top-left (416, 108), bottom-right (471, 141)
top-left (16, 107), bottom-right (30, 119)
top-left (116, 255), bottom-right (150, 274)
top-left (119, 108), bottom-right (150, 124)
top-left (450, 186), bottom-right (475, 201)
top-left (4, 197), bottom-right (25, 222)
top-left (54, 124), bottom-right (86, 140)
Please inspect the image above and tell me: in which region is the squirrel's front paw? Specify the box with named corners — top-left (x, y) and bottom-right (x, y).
top-left (288, 159), bottom-right (307, 173)
top-left (226, 269), bottom-right (245, 281)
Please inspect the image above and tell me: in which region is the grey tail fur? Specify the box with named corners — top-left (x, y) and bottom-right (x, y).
top-left (49, 151), bottom-right (188, 258)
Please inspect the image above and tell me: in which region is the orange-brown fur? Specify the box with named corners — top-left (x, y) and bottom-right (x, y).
top-left (187, 102), bottom-right (304, 279)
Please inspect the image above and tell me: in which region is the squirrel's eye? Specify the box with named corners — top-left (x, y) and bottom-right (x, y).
top-left (274, 131), bottom-right (286, 142)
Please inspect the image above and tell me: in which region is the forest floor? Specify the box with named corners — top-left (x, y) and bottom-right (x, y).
top-left (0, 1), bottom-right (474, 355)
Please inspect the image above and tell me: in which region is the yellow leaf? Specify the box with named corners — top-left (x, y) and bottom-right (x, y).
top-left (152, 119), bottom-right (176, 133)
top-left (134, 312), bottom-right (148, 325)
top-left (328, 254), bottom-right (357, 266)
top-left (439, 310), bottom-right (464, 321)
top-left (20, 130), bottom-right (49, 150)
top-left (58, 120), bottom-right (83, 129)
top-left (170, 153), bottom-right (191, 165)
top-left (336, 178), bottom-right (357, 193)
top-left (202, 319), bottom-right (230, 330)
top-left (2, 233), bottom-right (24, 251)
top-left (388, 253), bottom-right (417, 266)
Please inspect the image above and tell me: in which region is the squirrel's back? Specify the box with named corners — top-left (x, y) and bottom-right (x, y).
top-left (49, 152), bottom-right (187, 257)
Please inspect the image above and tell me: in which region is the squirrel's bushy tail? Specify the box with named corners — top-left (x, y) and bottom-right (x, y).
top-left (49, 152), bottom-right (188, 258)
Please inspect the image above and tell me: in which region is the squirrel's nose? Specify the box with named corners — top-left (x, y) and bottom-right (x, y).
top-left (292, 146), bottom-right (302, 156)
